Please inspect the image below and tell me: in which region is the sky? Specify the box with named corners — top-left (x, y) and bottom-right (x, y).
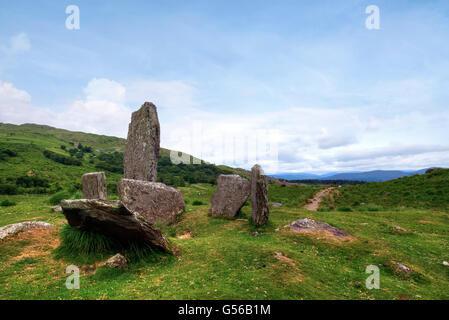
top-left (1, 0), bottom-right (449, 174)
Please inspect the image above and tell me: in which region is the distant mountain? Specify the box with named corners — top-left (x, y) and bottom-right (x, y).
top-left (271, 169), bottom-right (431, 182)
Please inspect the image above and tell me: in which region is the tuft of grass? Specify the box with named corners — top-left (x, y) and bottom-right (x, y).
top-left (1, 199), bottom-right (16, 207)
top-left (192, 200), bottom-right (204, 206)
top-left (53, 224), bottom-right (159, 264)
top-left (48, 190), bottom-right (71, 205)
top-left (337, 206), bottom-right (353, 212)
top-left (70, 190), bottom-right (83, 200)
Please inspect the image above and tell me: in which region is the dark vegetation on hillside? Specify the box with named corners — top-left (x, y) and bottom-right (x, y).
top-left (0, 123), bottom-right (234, 196)
top-left (290, 179), bottom-right (365, 186)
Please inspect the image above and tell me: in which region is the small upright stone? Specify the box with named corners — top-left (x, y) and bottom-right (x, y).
top-left (124, 102), bottom-right (160, 182)
top-left (209, 174), bottom-right (250, 218)
top-left (82, 172), bottom-right (107, 200)
top-left (251, 164), bottom-right (269, 227)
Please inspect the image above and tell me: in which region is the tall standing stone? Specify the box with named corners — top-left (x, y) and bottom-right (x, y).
top-left (82, 172), bottom-right (107, 200)
top-left (210, 174), bottom-right (250, 218)
top-left (124, 102), bottom-right (160, 182)
top-left (251, 164), bottom-right (269, 227)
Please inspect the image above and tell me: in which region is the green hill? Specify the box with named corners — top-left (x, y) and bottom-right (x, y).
top-left (0, 123), bottom-right (234, 196)
top-left (322, 169), bottom-right (449, 211)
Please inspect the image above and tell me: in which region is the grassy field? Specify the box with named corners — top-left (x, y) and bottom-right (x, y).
top-left (1, 183), bottom-right (449, 300)
top-left (1, 124), bottom-right (448, 300)
top-left (321, 169), bottom-right (449, 212)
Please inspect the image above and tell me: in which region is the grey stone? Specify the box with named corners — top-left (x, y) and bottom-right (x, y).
top-left (0, 221), bottom-right (53, 240)
top-left (118, 178), bottom-right (185, 225)
top-left (52, 205), bottom-right (62, 212)
top-left (209, 174), bottom-right (250, 218)
top-left (397, 263), bottom-right (411, 274)
top-left (60, 199), bottom-right (169, 251)
top-left (271, 202), bottom-right (283, 207)
top-left (290, 218), bottom-right (351, 238)
top-left (105, 253), bottom-right (127, 269)
top-left (251, 164), bottom-right (269, 227)
top-left (82, 172), bottom-right (107, 200)
top-left (123, 102), bottom-right (160, 182)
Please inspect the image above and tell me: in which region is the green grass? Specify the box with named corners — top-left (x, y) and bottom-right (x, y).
top-left (330, 168), bottom-right (449, 211)
top-left (1, 123), bottom-right (449, 300)
top-left (1, 183), bottom-right (448, 300)
top-left (53, 225), bottom-right (161, 265)
top-left (268, 184), bottom-right (322, 207)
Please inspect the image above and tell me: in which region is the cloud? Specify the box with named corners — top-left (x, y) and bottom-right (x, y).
top-left (1, 78), bottom-right (449, 174)
top-left (84, 78), bottom-right (126, 103)
top-left (0, 78), bottom-right (198, 138)
top-left (125, 80), bottom-right (198, 109)
top-left (1, 33), bottom-right (31, 55)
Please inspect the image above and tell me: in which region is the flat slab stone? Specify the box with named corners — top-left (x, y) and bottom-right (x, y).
top-left (123, 102), bottom-right (160, 182)
top-left (210, 174), bottom-right (250, 218)
top-left (118, 179), bottom-right (185, 225)
top-left (60, 199), bottom-right (169, 251)
top-left (0, 221), bottom-right (53, 240)
top-left (82, 172), bottom-right (107, 200)
top-left (290, 218), bottom-right (351, 238)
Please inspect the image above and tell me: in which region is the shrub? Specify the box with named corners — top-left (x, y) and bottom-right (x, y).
top-left (1, 199), bottom-right (16, 207)
top-left (43, 150), bottom-right (82, 166)
top-left (49, 190), bottom-right (71, 205)
top-left (358, 204), bottom-right (383, 212)
top-left (70, 190), bottom-right (83, 200)
top-left (337, 206), bottom-right (353, 212)
top-left (0, 184), bottom-right (18, 195)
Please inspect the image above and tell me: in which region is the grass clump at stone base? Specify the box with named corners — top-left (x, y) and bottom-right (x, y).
top-left (53, 224), bottom-right (163, 265)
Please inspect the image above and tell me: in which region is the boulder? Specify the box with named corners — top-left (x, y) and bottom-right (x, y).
top-left (209, 174), bottom-right (250, 218)
top-left (290, 218), bottom-right (351, 238)
top-left (118, 179), bottom-right (185, 225)
top-left (123, 102), bottom-right (160, 182)
top-left (0, 221), bottom-right (53, 240)
top-left (82, 172), bottom-right (107, 200)
top-left (60, 199), bottom-right (169, 251)
top-left (251, 164), bottom-right (269, 227)
top-left (105, 253), bottom-right (127, 269)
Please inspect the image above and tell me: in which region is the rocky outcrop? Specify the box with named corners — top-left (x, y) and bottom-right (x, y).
top-left (118, 179), bottom-right (185, 225)
top-left (82, 172), bottom-right (107, 200)
top-left (123, 102), bottom-right (160, 182)
top-left (60, 199), bottom-right (169, 251)
top-left (210, 175), bottom-right (250, 218)
top-left (0, 221), bottom-right (53, 240)
top-left (290, 218), bottom-right (351, 238)
top-left (251, 164), bottom-right (269, 227)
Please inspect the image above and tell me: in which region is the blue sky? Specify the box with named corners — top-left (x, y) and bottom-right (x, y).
top-left (1, 0), bottom-right (449, 173)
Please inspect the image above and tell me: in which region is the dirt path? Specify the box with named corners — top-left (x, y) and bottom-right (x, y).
top-left (304, 187), bottom-right (336, 211)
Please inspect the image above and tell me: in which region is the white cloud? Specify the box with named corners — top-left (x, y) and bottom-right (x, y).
top-left (1, 78), bottom-right (448, 174)
top-left (84, 78), bottom-right (126, 103)
top-left (125, 80), bottom-right (198, 109)
top-left (1, 33), bottom-right (31, 55)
